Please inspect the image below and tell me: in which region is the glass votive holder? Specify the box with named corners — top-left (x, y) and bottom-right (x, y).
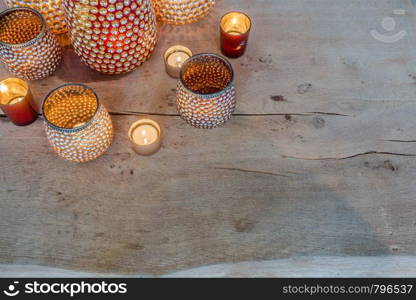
top-left (176, 53), bottom-right (236, 129)
top-left (6, 0), bottom-right (67, 34)
top-left (220, 11), bottom-right (252, 58)
top-left (129, 119), bottom-right (162, 156)
top-left (0, 7), bottom-right (62, 81)
top-left (164, 45), bottom-right (193, 78)
top-left (0, 78), bottom-right (37, 126)
top-left (42, 84), bottom-right (114, 163)
top-left (152, 0), bottom-right (216, 25)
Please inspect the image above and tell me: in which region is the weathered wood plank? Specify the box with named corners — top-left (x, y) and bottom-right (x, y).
top-left (1, 115), bottom-right (416, 274)
top-left (4, 256), bottom-right (416, 277)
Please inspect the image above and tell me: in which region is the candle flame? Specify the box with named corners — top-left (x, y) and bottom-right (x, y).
top-left (0, 83), bottom-right (8, 93)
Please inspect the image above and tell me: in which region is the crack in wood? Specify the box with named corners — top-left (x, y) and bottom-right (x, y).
top-left (380, 139), bottom-right (416, 143)
top-left (214, 167), bottom-right (297, 177)
top-left (306, 111), bottom-right (350, 117)
top-left (1, 111), bottom-right (351, 119)
top-left (283, 151), bottom-right (416, 160)
top-left (110, 111), bottom-right (180, 117)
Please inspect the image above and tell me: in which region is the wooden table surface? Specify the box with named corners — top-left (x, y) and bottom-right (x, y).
top-left (1, 0), bottom-right (416, 277)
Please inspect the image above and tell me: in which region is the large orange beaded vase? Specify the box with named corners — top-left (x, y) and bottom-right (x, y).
top-left (63, 0), bottom-right (158, 74)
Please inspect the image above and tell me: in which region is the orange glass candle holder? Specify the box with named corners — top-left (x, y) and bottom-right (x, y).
top-left (63, 0), bottom-right (158, 75)
top-left (220, 11), bottom-right (252, 58)
top-left (152, 0), bottom-right (215, 25)
top-left (6, 0), bottom-right (67, 34)
top-left (0, 78), bottom-right (37, 126)
top-left (0, 7), bottom-right (62, 80)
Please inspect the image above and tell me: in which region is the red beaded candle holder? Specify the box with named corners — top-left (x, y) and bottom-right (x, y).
top-left (63, 0), bottom-right (158, 75)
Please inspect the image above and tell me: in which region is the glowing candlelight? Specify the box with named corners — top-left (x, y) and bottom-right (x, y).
top-left (0, 78), bottom-right (37, 126)
top-left (129, 119), bottom-right (162, 155)
top-left (220, 11), bottom-right (252, 58)
top-left (164, 45), bottom-right (193, 78)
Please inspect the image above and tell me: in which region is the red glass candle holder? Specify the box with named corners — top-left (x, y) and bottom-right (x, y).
top-left (0, 78), bottom-right (37, 126)
top-left (220, 11), bottom-right (252, 58)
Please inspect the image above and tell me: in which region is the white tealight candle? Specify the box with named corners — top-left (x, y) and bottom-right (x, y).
top-left (132, 124), bottom-right (158, 146)
top-left (164, 45), bottom-right (193, 78)
top-left (129, 119), bottom-right (162, 155)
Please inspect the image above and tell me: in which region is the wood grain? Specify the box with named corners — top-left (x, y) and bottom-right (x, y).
top-left (1, 0), bottom-right (416, 276)
top-left (4, 256), bottom-right (416, 277)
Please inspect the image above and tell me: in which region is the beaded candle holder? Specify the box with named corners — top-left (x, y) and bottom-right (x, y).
top-left (176, 53), bottom-right (236, 129)
top-left (152, 0), bottom-right (215, 25)
top-left (6, 0), bottom-right (67, 34)
top-left (42, 84), bottom-right (114, 162)
top-left (0, 8), bottom-right (62, 81)
top-left (63, 0), bottom-right (158, 74)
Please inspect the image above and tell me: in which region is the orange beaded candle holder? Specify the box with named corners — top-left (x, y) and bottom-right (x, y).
top-left (63, 0), bottom-right (158, 75)
top-left (152, 0), bottom-right (215, 25)
top-left (6, 0), bottom-right (67, 34)
top-left (0, 8), bottom-right (62, 81)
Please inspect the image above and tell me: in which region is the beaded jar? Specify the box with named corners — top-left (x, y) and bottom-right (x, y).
top-left (152, 0), bottom-right (215, 25)
top-left (0, 8), bottom-right (62, 81)
top-left (6, 0), bottom-right (67, 34)
top-left (176, 53), bottom-right (236, 129)
top-left (63, 0), bottom-right (158, 74)
top-left (42, 84), bottom-right (114, 162)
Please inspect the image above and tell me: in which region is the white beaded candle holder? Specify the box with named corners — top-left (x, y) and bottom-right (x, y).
top-left (42, 84), bottom-right (114, 163)
top-left (176, 53), bottom-right (236, 129)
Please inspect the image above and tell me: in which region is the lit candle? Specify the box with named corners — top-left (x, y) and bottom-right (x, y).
top-left (164, 45), bottom-right (193, 78)
top-left (220, 12), bottom-right (252, 58)
top-left (0, 78), bottom-right (37, 126)
top-left (129, 119), bottom-right (162, 155)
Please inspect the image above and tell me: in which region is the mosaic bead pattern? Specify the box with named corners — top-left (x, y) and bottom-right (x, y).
top-left (0, 8), bottom-right (62, 81)
top-left (43, 84), bottom-right (114, 163)
top-left (176, 53), bottom-right (236, 129)
top-left (152, 0), bottom-right (215, 25)
top-left (63, 0), bottom-right (158, 74)
top-left (6, 0), bottom-right (67, 34)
